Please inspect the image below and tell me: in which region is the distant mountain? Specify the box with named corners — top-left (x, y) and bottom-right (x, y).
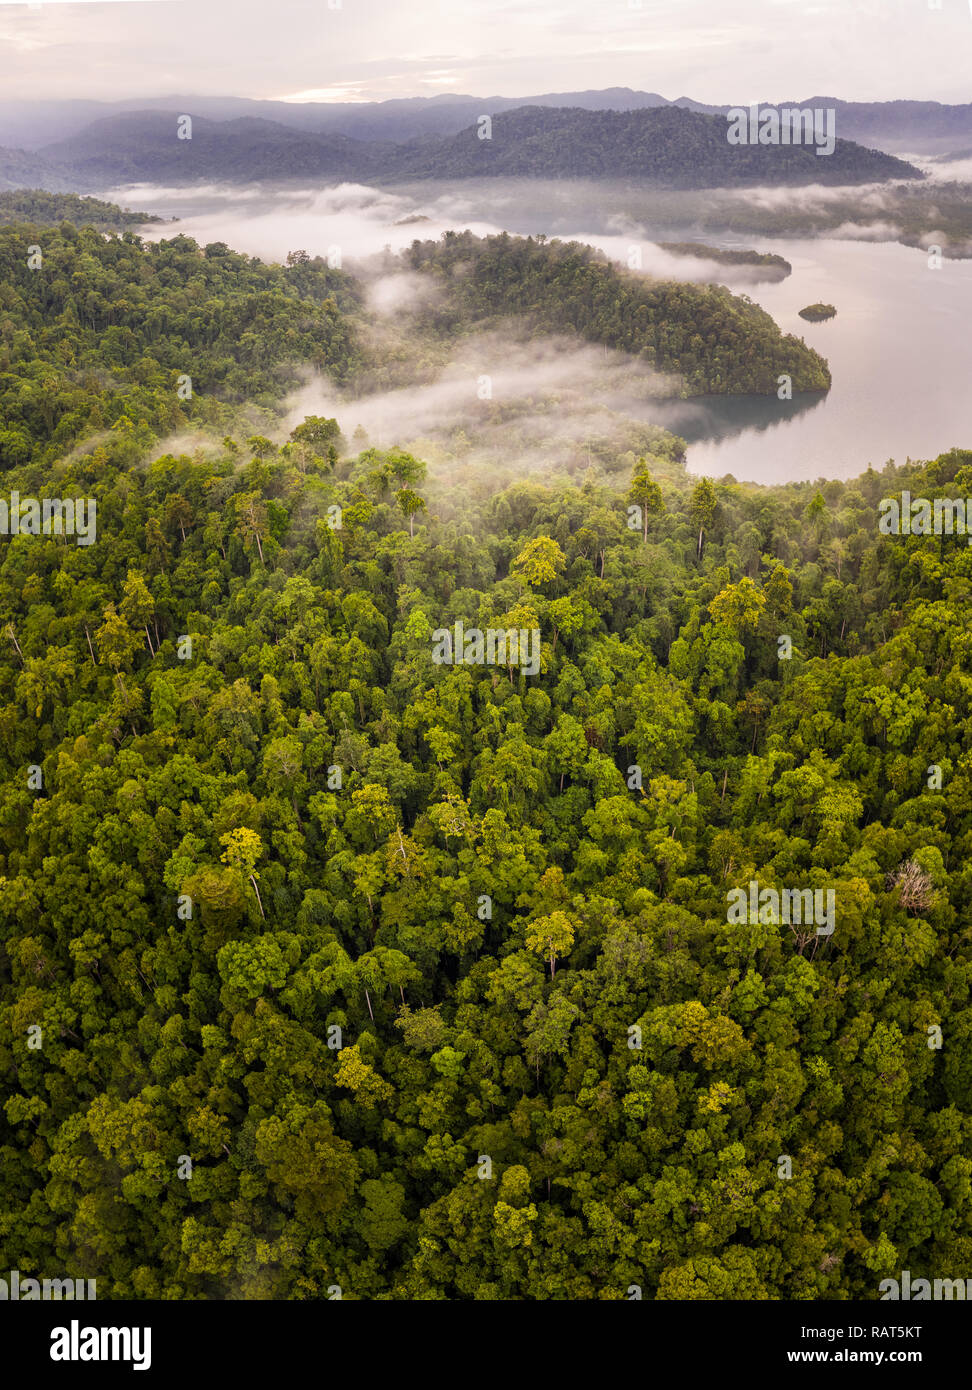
top-left (672, 97), bottom-right (972, 153)
top-left (797, 98), bottom-right (972, 154)
top-left (0, 89), bottom-right (673, 149)
top-left (33, 104), bottom-right (920, 193)
top-left (3, 89), bottom-right (971, 155)
top-left (388, 106), bottom-right (919, 186)
top-left (41, 112), bottom-right (392, 185)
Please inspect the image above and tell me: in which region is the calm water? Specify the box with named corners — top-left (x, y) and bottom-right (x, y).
top-left (118, 183), bottom-right (972, 485)
top-left (678, 237), bottom-right (972, 483)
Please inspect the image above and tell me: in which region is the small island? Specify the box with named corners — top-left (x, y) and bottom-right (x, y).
top-left (798, 302), bottom-right (837, 322)
top-left (659, 242), bottom-right (792, 280)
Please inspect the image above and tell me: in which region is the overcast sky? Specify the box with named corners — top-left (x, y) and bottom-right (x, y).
top-left (1, 0), bottom-right (970, 105)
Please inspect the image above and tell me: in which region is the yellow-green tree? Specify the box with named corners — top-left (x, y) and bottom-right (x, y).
top-left (709, 577), bottom-right (766, 635)
top-left (219, 827), bottom-right (266, 920)
top-left (525, 910), bottom-right (575, 979)
top-left (628, 459), bottom-right (665, 542)
top-left (511, 536), bottom-right (566, 589)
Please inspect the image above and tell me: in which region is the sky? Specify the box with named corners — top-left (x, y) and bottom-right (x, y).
top-left (0, 0), bottom-right (970, 106)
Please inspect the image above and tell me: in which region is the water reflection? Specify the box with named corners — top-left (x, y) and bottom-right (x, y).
top-left (644, 390), bottom-right (828, 446)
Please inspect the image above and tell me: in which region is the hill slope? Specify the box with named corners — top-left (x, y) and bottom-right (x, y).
top-left (392, 106), bottom-right (919, 186)
top-left (41, 112), bottom-right (391, 185)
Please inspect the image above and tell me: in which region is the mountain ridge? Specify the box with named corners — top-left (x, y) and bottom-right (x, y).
top-left (2, 89), bottom-right (970, 154)
top-left (9, 104), bottom-right (921, 192)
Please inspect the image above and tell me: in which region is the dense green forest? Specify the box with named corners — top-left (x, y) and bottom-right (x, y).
top-left (404, 231), bottom-right (830, 395)
top-left (0, 223), bottom-right (358, 470)
top-left (1, 215), bottom-right (971, 1302)
top-left (0, 191), bottom-right (158, 231)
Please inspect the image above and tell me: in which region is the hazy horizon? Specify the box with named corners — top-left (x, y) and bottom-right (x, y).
top-left (0, 0), bottom-right (970, 107)
top-left (7, 85), bottom-right (972, 110)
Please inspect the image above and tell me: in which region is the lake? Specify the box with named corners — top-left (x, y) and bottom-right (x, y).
top-left (112, 180), bottom-right (972, 485)
top-left (677, 236), bottom-right (972, 483)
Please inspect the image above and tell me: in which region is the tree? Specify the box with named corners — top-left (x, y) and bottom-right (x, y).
top-left (525, 910), bottom-right (575, 979)
top-left (629, 459), bottom-right (664, 542)
top-left (95, 603), bottom-right (141, 687)
top-left (219, 827), bottom-right (266, 920)
top-left (233, 491), bottom-right (270, 564)
top-left (289, 415), bottom-right (342, 459)
top-left (765, 563), bottom-right (794, 619)
top-left (164, 493), bottom-right (192, 543)
top-left (886, 859), bottom-right (934, 914)
top-left (709, 577), bottom-right (766, 635)
top-left (511, 536), bottom-right (566, 589)
top-left (396, 486), bottom-right (427, 538)
top-left (689, 477), bottom-right (717, 559)
top-left (120, 569), bottom-right (157, 655)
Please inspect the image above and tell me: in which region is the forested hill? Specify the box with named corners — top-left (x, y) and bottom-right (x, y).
top-left (23, 104), bottom-right (921, 191)
top-left (40, 112), bottom-right (388, 187)
top-left (0, 190), bottom-right (158, 231)
top-left (0, 224), bottom-right (359, 470)
top-left (392, 106), bottom-right (920, 185)
top-left (0, 394), bottom-right (971, 1295)
top-left (658, 244), bottom-right (792, 279)
top-left (404, 231), bottom-right (831, 395)
top-left (3, 90), bottom-right (971, 152)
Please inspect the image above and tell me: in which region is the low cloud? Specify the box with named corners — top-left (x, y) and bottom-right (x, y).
top-left (282, 329), bottom-right (684, 484)
top-left (102, 181), bottom-right (508, 266)
top-left (365, 270), bottom-right (445, 316)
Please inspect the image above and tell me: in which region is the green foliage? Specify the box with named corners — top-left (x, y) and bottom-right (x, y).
top-left (0, 190), bottom-right (159, 230)
top-left (659, 243), bottom-right (792, 277)
top-left (0, 210), bottom-right (970, 1303)
top-left (405, 231), bottom-right (832, 396)
top-left (0, 223), bottom-right (359, 470)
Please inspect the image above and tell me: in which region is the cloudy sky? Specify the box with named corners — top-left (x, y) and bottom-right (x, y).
top-left (0, 0), bottom-right (970, 105)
